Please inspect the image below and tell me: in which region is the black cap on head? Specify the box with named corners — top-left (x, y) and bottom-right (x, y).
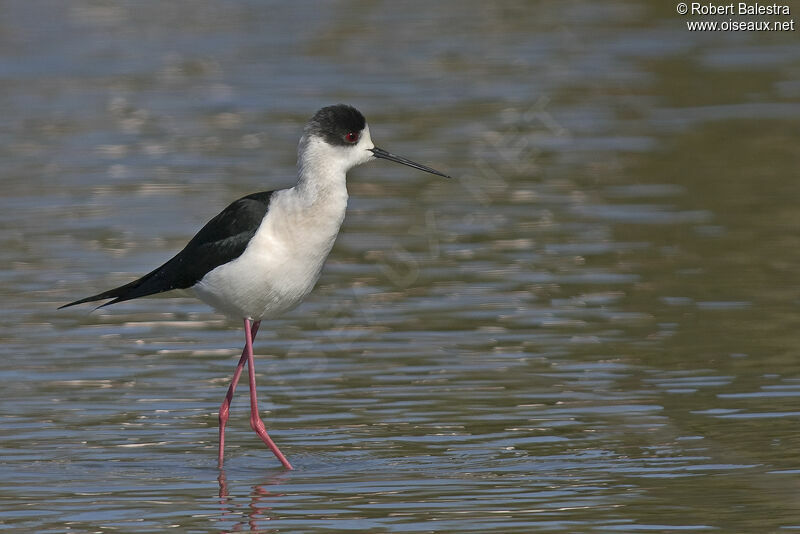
top-left (306, 104), bottom-right (366, 147)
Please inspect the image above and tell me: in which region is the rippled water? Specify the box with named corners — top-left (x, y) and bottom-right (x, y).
top-left (3, 1), bottom-right (800, 532)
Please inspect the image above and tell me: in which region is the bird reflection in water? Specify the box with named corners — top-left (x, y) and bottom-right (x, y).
top-left (217, 469), bottom-right (290, 531)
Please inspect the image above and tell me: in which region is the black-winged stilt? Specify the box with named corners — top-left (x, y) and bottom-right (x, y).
top-left (60, 105), bottom-right (450, 469)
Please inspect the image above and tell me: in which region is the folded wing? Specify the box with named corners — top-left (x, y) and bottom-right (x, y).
top-left (60, 191), bottom-right (275, 309)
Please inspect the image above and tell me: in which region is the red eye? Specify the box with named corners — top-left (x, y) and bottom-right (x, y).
top-left (344, 131), bottom-right (359, 143)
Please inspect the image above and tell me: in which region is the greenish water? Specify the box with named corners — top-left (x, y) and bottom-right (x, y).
top-left (2, 1), bottom-right (800, 532)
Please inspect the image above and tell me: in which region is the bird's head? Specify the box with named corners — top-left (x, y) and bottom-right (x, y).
top-left (298, 104), bottom-right (450, 179)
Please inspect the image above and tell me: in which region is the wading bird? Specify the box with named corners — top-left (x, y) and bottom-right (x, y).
top-left (60, 104), bottom-right (450, 469)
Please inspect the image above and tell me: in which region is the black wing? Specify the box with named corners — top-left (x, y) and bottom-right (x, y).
top-left (59, 191), bottom-right (275, 309)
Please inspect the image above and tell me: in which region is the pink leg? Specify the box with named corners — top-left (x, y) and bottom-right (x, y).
top-left (218, 320), bottom-right (261, 466)
top-left (243, 318), bottom-right (293, 470)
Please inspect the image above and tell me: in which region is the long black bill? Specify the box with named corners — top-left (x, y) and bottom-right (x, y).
top-left (369, 147), bottom-right (451, 178)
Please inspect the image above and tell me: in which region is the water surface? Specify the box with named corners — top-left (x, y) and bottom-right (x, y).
top-left (2, 1), bottom-right (800, 532)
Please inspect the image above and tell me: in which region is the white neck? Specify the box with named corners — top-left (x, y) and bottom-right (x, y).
top-left (294, 135), bottom-right (349, 204)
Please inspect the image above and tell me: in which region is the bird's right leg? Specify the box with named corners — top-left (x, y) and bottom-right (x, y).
top-left (243, 317), bottom-right (293, 469)
top-left (218, 319), bottom-right (261, 466)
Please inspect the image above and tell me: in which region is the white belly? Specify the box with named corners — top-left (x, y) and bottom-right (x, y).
top-left (193, 187), bottom-right (346, 320)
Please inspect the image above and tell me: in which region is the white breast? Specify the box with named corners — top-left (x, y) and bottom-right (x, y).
top-left (193, 185), bottom-right (348, 320)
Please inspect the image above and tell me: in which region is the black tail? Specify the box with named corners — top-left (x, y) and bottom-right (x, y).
top-left (58, 273), bottom-right (163, 309)
top-left (58, 253), bottom-right (191, 310)
top-left (59, 281), bottom-right (143, 309)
